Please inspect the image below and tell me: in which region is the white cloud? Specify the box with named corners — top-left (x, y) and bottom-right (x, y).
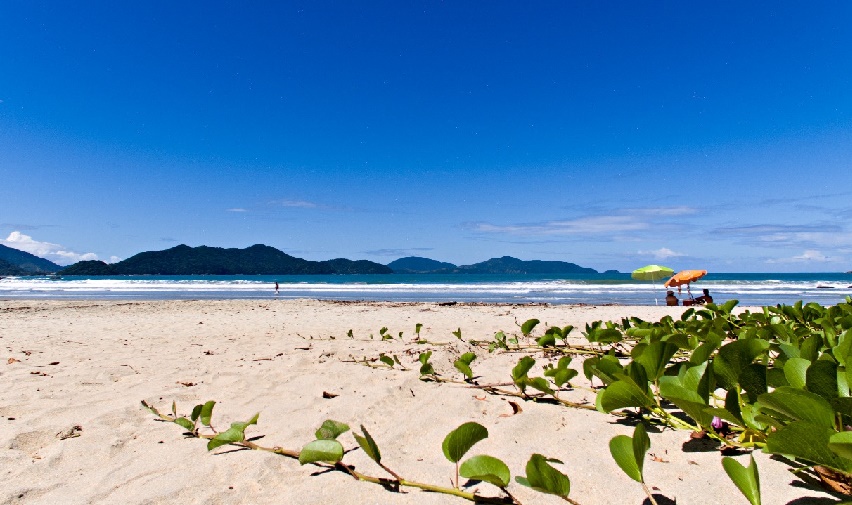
top-left (275, 199), bottom-right (318, 209)
top-left (226, 208), bottom-right (248, 212)
top-left (468, 215), bottom-right (648, 236)
top-left (1, 231), bottom-right (99, 266)
top-left (631, 206), bottom-right (698, 217)
top-left (765, 249), bottom-right (834, 264)
top-left (638, 247), bottom-right (685, 260)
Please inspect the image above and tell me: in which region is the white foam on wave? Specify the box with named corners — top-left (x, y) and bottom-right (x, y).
top-left (1, 276), bottom-right (850, 306)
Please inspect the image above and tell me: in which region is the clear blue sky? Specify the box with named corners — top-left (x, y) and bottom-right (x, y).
top-left (2, 2), bottom-right (851, 272)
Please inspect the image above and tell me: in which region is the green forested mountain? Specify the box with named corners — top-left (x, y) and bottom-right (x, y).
top-left (387, 256), bottom-right (457, 273)
top-left (58, 244), bottom-right (392, 275)
top-left (0, 258), bottom-right (29, 276)
top-left (321, 258), bottom-right (393, 274)
top-left (56, 260), bottom-right (116, 275)
top-left (456, 256), bottom-right (598, 274)
top-left (0, 244), bottom-right (61, 274)
top-left (53, 246), bottom-right (598, 277)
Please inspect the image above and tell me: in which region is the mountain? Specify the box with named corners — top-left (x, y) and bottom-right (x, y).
top-left (58, 244), bottom-right (392, 275)
top-left (0, 244), bottom-right (62, 274)
top-left (0, 258), bottom-right (29, 276)
top-left (387, 256), bottom-right (457, 273)
top-left (456, 256), bottom-right (598, 274)
top-left (56, 260), bottom-right (115, 275)
top-left (321, 258), bottom-right (393, 274)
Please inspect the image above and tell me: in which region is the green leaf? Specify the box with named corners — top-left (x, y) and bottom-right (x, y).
top-left (298, 439), bottom-right (344, 465)
top-left (525, 376), bottom-right (555, 395)
top-left (714, 339), bottom-right (770, 389)
top-left (419, 351), bottom-right (434, 375)
top-left (764, 421), bottom-right (852, 472)
top-left (521, 319), bottom-right (540, 336)
top-left (829, 431), bottom-right (852, 460)
top-left (633, 341), bottom-right (679, 381)
top-left (457, 352), bottom-right (476, 365)
top-left (459, 454), bottom-right (511, 488)
top-left (609, 423), bottom-right (650, 483)
top-left (784, 358), bottom-right (810, 389)
top-left (722, 455), bottom-right (761, 505)
top-left (807, 359), bottom-right (839, 401)
top-left (597, 378), bottom-right (654, 413)
top-left (207, 413), bottom-right (260, 451)
top-left (455, 361), bottom-right (473, 379)
top-left (200, 400), bottom-right (216, 427)
top-left (610, 435), bottom-right (642, 482)
top-left (547, 367), bottom-right (578, 388)
top-left (583, 354), bottom-right (624, 385)
top-left (442, 422), bottom-right (488, 463)
top-left (315, 419), bottom-right (350, 440)
top-left (512, 356), bottom-right (536, 382)
top-left (452, 328), bottom-right (462, 340)
top-left (834, 331), bottom-right (852, 367)
top-left (587, 327), bottom-right (623, 344)
top-left (174, 417), bottom-right (194, 431)
top-left (454, 352), bottom-right (476, 378)
top-left (353, 425), bottom-right (381, 464)
top-left (515, 454), bottom-right (571, 498)
top-left (536, 333), bottom-right (557, 347)
top-left (190, 404), bottom-right (203, 422)
top-left (379, 353), bottom-right (394, 367)
top-left (415, 323), bottom-right (423, 335)
top-left (757, 387), bottom-right (835, 428)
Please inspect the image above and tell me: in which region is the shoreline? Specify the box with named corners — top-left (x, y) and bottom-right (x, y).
top-left (1, 299), bottom-right (834, 504)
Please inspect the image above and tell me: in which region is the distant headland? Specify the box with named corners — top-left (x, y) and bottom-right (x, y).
top-left (0, 243), bottom-right (606, 276)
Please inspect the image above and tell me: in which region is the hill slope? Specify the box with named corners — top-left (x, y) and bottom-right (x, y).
top-left (0, 244), bottom-right (62, 274)
top-left (58, 244), bottom-right (392, 275)
top-left (457, 256), bottom-right (598, 274)
top-left (387, 256), bottom-right (457, 273)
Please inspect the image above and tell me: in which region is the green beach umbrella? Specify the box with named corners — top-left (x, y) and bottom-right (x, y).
top-left (631, 265), bottom-right (675, 305)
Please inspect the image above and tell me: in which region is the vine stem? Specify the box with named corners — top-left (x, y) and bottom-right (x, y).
top-left (641, 482), bottom-right (659, 505)
top-left (142, 401), bottom-right (516, 504)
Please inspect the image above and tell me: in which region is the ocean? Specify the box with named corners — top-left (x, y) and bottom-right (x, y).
top-left (1, 272), bottom-right (851, 306)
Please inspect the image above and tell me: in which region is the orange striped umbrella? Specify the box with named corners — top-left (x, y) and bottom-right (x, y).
top-left (664, 270), bottom-right (707, 288)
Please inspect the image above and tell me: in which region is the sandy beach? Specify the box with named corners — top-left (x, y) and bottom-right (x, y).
top-left (0, 299), bottom-right (837, 504)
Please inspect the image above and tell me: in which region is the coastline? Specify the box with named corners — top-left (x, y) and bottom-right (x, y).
top-left (1, 299), bottom-right (835, 504)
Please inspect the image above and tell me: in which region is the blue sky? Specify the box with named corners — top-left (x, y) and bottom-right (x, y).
top-left (1, 2), bottom-right (851, 272)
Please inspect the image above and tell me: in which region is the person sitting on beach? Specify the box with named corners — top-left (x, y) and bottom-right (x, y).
top-left (665, 290), bottom-right (679, 306)
top-left (695, 288), bottom-right (713, 304)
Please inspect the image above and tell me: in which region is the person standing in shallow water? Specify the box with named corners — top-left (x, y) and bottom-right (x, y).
top-left (274, 282), bottom-right (279, 296)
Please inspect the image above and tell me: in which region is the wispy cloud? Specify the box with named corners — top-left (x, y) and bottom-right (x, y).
top-left (765, 249), bottom-right (834, 264)
top-left (0, 231), bottom-right (98, 266)
top-left (363, 247), bottom-right (434, 257)
top-left (466, 206), bottom-right (697, 237)
top-left (714, 224), bottom-right (852, 248)
top-left (638, 247), bottom-right (685, 260)
top-left (467, 215), bottom-right (647, 235)
top-left (629, 206), bottom-right (697, 217)
top-left (226, 208), bottom-right (248, 212)
top-left (273, 199), bottom-right (319, 209)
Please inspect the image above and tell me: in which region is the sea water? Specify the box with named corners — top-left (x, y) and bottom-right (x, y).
top-left (2, 272), bottom-right (851, 306)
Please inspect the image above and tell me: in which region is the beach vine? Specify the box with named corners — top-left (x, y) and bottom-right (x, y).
top-left (142, 296), bottom-right (852, 503)
top-left (141, 400), bottom-right (580, 504)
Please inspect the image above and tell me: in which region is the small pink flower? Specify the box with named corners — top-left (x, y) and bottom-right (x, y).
top-left (711, 416), bottom-right (725, 430)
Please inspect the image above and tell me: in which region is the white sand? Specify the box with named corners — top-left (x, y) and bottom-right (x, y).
top-left (0, 299), bottom-right (837, 504)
